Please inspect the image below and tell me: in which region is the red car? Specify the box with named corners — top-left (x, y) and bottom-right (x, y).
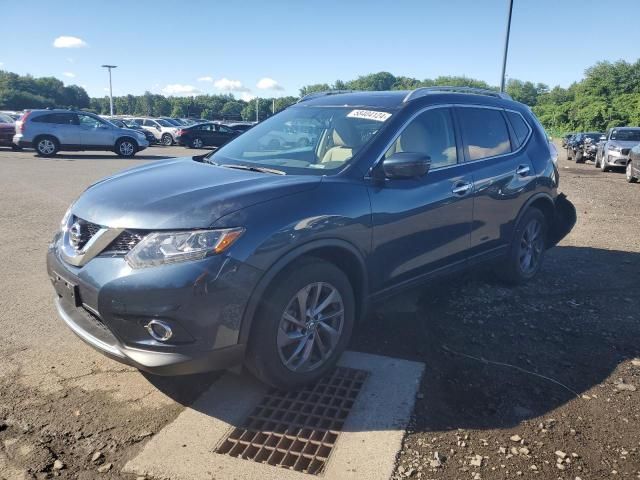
top-left (0, 113), bottom-right (18, 150)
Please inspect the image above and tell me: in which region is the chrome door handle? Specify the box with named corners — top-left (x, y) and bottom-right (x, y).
top-left (452, 182), bottom-right (473, 195)
top-left (516, 165), bottom-right (530, 176)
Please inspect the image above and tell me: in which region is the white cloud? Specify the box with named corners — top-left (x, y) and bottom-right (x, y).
top-left (197, 76), bottom-right (214, 82)
top-left (62, 72), bottom-right (76, 78)
top-left (257, 77), bottom-right (284, 91)
top-left (0, 62), bottom-right (3, 67)
top-left (162, 84), bottom-right (201, 96)
top-left (240, 92), bottom-right (256, 102)
top-left (214, 77), bottom-right (250, 92)
top-left (53, 36), bottom-right (88, 48)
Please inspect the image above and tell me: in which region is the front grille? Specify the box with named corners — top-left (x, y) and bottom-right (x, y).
top-left (103, 230), bottom-right (145, 253)
top-left (72, 217), bottom-right (102, 250)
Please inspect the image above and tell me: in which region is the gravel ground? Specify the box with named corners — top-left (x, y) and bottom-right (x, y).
top-left (0, 143), bottom-right (638, 479)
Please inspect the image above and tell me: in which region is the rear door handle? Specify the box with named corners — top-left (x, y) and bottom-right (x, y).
top-left (516, 165), bottom-right (530, 176)
top-left (452, 181), bottom-right (473, 195)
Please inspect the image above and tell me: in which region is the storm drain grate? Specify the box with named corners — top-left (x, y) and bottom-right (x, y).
top-left (215, 366), bottom-right (368, 475)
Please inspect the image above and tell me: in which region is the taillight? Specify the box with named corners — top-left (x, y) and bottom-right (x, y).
top-left (17, 111), bottom-right (31, 133)
top-left (177, 129), bottom-right (186, 136)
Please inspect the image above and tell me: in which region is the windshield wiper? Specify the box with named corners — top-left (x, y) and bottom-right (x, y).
top-left (220, 164), bottom-right (286, 175)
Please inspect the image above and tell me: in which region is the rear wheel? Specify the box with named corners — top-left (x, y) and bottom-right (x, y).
top-left (627, 162), bottom-right (638, 183)
top-left (190, 137), bottom-right (203, 149)
top-left (494, 208), bottom-right (547, 285)
top-left (35, 136), bottom-right (58, 157)
top-left (115, 138), bottom-right (137, 157)
top-left (246, 258), bottom-right (355, 390)
top-left (161, 133), bottom-right (173, 146)
top-left (575, 150), bottom-right (584, 163)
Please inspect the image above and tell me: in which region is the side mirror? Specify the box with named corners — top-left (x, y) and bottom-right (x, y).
top-left (382, 152), bottom-right (431, 179)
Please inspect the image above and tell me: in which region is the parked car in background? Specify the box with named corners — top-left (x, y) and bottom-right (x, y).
top-left (595, 127), bottom-right (640, 172)
top-left (567, 132), bottom-right (602, 162)
top-left (226, 122), bottom-right (255, 133)
top-left (626, 144), bottom-right (640, 183)
top-left (131, 118), bottom-right (180, 145)
top-left (47, 87), bottom-right (575, 389)
top-left (561, 133), bottom-right (574, 148)
top-left (176, 122), bottom-right (240, 148)
top-left (107, 118), bottom-right (157, 144)
top-left (0, 111), bottom-right (22, 122)
top-left (0, 112), bottom-right (19, 150)
top-left (13, 109), bottom-right (149, 157)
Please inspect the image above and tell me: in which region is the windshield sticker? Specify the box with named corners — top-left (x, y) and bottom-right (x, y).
top-left (347, 109), bottom-right (391, 122)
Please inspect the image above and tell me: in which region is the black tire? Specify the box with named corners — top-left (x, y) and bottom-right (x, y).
top-left (34, 136), bottom-right (59, 157)
top-left (575, 150), bottom-right (584, 163)
top-left (494, 208), bottom-right (547, 285)
top-left (11, 144), bottom-right (22, 151)
top-left (566, 148), bottom-right (572, 161)
top-left (600, 156), bottom-right (609, 172)
top-left (161, 133), bottom-right (173, 146)
top-left (115, 138), bottom-right (137, 158)
top-left (627, 162), bottom-right (638, 183)
top-left (245, 257), bottom-right (355, 390)
top-left (190, 137), bottom-right (204, 149)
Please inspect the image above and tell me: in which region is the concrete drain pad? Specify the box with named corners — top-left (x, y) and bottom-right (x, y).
top-left (124, 351), bottom-right (424, 480)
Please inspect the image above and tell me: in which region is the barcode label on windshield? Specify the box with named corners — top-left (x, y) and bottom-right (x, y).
top-left (347, 109), bottom-right (391, 122)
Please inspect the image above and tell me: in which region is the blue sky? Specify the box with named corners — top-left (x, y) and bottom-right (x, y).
top-left (2, 0), bottom-right (639, 99)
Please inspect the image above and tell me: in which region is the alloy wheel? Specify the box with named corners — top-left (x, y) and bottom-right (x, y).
top-left (119, 141), bottom-right (134, 156)
top-left (519, 219), bottom-right (544, 275)
top-left (277, 282), bottom-right (344, 373)
top-left (192, 138), bottom-right (203, 148)
top-left (38, 139), bottom-right (55, 155)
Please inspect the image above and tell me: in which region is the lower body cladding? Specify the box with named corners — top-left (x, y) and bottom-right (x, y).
top-left (46, 245), bottom-right (263, 375)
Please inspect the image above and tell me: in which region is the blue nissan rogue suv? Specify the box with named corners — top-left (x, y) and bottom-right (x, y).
top-left (47, 87), bottom-right (575, 389)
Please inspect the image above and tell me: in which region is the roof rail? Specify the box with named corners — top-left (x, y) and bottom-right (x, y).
top-left (297, 90), bottom-right (355, 103)
top-left (403, 86), bottom-right (512, 103)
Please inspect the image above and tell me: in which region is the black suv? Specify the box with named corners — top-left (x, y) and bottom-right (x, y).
top-left (47, 87), bottom-right (575, 389)
top-left (567, 132), bottom-right (603, 163)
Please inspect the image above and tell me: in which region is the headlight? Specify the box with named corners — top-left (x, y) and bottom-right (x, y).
top-left (125, 228), bottom-right (244, 268)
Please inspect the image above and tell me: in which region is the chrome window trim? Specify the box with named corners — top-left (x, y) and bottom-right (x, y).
top-left (367, 104), bottom-right (533, 178)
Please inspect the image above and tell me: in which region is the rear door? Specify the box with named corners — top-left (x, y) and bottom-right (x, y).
top-left (455, 106), bottom-right (536, 260)
top-left (43, 113), bottom-right (80, 146)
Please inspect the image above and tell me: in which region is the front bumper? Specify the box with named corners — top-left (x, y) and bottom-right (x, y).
top-left (604, 153), bottom-right (630, 166)
top-left (47, 241), bottom-right (262, 375)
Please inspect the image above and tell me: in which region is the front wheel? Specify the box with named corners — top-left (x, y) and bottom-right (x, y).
top-left (600, 156), bottom-right (609, 172)
top-left (161, 134), bottom-right (173, 146)
top-left (627, 162), bottom-right (638, 183)
top-left (494, 208), bottom-right (547, 285)
top-left (115, 138), bottom-right (137, 157)
top-left (246, 258), bottom-right (355, 389)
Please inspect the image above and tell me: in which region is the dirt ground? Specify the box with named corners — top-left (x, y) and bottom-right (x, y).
top-left (0, 143), bottom-right (638, 479)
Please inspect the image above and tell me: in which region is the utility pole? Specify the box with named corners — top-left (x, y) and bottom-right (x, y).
top-left (255, 97), bottom-right (259, 122)
top-left (500, 0), bottom-right (514, 93)
top-left (101, 65), bottom-right (117, 115)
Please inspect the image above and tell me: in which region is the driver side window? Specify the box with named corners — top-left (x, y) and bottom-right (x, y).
top-left (384, 108), bottom-right (458, 169)
top-left (78, 114), bottom-right (103, 128)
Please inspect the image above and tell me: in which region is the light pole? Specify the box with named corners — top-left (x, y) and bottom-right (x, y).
top-left (255, 97), bottom-right (259, 122)
top-left (101, 65), bottom-right (117, 115)
top-left (500, 0), bottom-right (514, 93)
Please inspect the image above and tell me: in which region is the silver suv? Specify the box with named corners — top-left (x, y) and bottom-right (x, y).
top-left (13, 110), bottom-right (149, 157)
top-left (131, 118), bottom-right (180, 145)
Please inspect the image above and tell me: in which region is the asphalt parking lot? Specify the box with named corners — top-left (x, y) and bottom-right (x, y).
top-left (0, 144), bottom-right (638, 479)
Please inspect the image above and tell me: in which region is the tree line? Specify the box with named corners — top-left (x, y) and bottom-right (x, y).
top-left (2, 59), bottom-right (639, 133)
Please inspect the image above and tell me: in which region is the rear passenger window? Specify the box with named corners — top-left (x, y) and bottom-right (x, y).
top-left (506, 111), bottom-right (531, 148)
top-left (32, 113), bottom-right (77, 125)
top-left (457, 108), bottom-right (511, 161)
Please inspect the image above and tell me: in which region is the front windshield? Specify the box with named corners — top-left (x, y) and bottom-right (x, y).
top-left (156, 119), bottom-right (173, 127)
top-left (585, 133), bottom-right (601, 141)
top-left (610, 129), bottom-right (640, 141)
top-left (208, 105), bottom-right (394, 174)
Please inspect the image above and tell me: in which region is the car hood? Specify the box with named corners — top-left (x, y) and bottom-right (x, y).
top-left (71, 158), bottom-right (321, 229)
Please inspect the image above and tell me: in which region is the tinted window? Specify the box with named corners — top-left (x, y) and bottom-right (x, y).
top-left (143, 119), bottom-right (155, 127)
top-left (458, 108), bottom-right (511, 160)
top-left (78, 114), bottom-right (104, 128)
top-left (610, 129), bottom-right (640, 141)
top-left (384, 107), bottom-right (457, 169)
top-left (506, 111), bottom-right (530, 148)
top-left (32, 113), bottom-right (77, 125)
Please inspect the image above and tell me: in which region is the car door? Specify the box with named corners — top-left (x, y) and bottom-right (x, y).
top-left (368, 106), bottom-right (474, 293)
top-left (143, 119), bottom-right (161, 140)
top-left (48, 112), bottom-right (81, 146)
top-left (77, 114), bottom-right (113, 147)
top-left (216, 124), bottom-right (237, 146)
top-left (195, 124), bottom-right (215, 145)
top-left (455, 106), bottom-right (536, 261)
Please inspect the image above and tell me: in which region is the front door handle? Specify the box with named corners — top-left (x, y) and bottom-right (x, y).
top-left (452, 181), bottom-right (473, 195)
top-left (516, 165), bottom-right (530, 177)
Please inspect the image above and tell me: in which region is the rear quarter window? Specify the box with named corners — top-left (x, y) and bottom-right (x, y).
top-left (506, 111), bottom-right (531, 148)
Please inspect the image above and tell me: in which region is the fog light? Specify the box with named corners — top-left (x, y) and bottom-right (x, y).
top-left (145, 319), bottom-right (173, 342)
